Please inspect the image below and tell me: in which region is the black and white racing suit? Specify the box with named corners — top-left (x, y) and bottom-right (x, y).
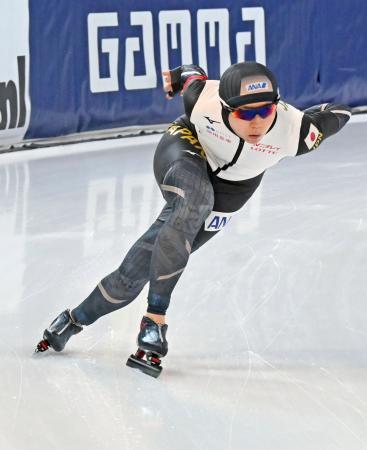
top-left (72, 66), bottom-right (351, 323)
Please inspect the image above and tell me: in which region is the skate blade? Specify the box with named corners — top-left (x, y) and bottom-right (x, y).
top-left (35, 339), bottom-right (50, 353)
top-left (126, 354), bottom-right (162, 378)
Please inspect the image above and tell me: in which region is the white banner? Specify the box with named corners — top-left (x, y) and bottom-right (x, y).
top-left (0, 0), bottom-right (30, 147)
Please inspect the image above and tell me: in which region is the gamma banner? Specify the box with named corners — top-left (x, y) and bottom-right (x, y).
top-left (1, 0), bottom-right (367, 149)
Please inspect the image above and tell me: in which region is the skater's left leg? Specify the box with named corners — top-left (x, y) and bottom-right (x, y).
top-left (36, 309), bottom-right (83, 352)
top-left (71, 215), bottom-right (166, 326)
top-left (37, 209), bottom-right (170, 352)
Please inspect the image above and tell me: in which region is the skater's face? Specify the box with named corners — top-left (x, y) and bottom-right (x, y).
top-left (227, 101), bottom-right (277, 144)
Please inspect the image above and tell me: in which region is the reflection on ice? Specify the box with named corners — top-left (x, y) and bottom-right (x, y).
top-left (1, 124), bottom-right (367, 450)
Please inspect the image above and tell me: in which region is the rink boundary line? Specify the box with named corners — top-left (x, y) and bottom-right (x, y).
top-left (350, 113), bottom-right (367, 123)
top-left (0, 113), bottom-right (366, 165)
top-left (0, 134), bottom-right (163, 165)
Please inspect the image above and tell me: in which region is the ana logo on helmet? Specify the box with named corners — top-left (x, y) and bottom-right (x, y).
top-left (246, 82), bottom-right (268, 91)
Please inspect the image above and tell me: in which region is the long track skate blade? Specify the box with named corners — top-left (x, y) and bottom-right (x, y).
top-left (126, 354), bottom-right (162, 378)
top-left (35, 339), bottom-right (50, 353)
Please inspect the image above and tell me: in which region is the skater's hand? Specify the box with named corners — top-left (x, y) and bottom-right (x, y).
top-left (162, 65), bottom-right (207, 100)
top-left (162, 70), bottom-right (176, 100)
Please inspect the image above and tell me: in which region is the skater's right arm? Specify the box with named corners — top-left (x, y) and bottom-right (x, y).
top-left (162, 65), bottom-right (207, 118)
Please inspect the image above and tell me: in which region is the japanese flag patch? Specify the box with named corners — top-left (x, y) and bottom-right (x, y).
top-left (304, 123), bottom-right (322, 150)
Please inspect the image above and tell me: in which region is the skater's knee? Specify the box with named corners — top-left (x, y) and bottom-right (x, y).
top-left (188, 179), bottom-right (214, 222)
top-left (163, 164), bottom-right (214, 228)
top-left (102, 269), bottom-right (145, 300)
top-left (170, 189), bottom-right (214, 236)
top-left (191, 178), bottom-right (214, 217)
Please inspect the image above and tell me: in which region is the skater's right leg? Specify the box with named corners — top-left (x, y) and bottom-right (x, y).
top-left (126, 127), bottom-right (213, 374)
top-left (144, 124), bottom-right (213, 321)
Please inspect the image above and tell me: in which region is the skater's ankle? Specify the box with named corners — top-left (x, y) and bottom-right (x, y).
top-left (145, 313), bottom-right (166, 325)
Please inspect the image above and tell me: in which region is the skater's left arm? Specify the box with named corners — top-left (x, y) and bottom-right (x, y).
top-left (296, 103), bottom-right (352, 155)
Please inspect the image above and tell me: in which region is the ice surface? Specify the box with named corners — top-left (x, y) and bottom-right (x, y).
top-left (1, 123), bottom-right (367, 450)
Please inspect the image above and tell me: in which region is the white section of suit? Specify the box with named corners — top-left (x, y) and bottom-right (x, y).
top-left (190, 80), bottom-right (304, 181)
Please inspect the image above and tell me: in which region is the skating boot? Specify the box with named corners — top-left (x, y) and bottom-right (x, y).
top-left (126, 316), bottom-right (168, 378)
top-left (35, 309), bottom-right (83, 353)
